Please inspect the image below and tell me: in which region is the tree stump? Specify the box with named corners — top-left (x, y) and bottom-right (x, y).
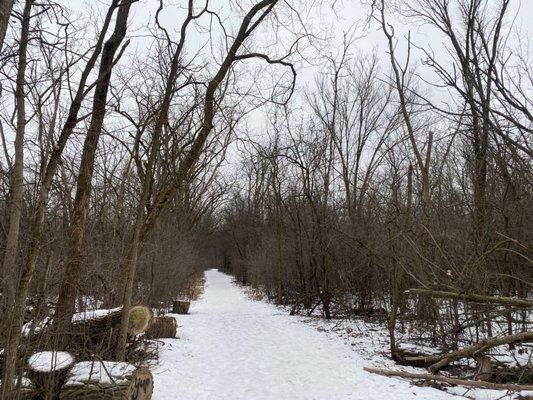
top-left (474, 355), bottom-right (493, 381)
top-left (27, 351), bottom-right (74, 399)
top-left (172, 300), bottom-right (190, 314)
top-left (145, 316), bottom-right (176, 339)
top-left (59, 362), bottom-right (153, 399)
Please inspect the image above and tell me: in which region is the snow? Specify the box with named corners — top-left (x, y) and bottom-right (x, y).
top-left (66, 361), bottom-right (136, 385)
top-left (28, 351), bottom-right (74, 372)
top-left (21, 316), bottom-right (51, 337)
top-left (153, 269), bottom-right (486, 399)
top-left (71, 307), bottom-right (122, 322)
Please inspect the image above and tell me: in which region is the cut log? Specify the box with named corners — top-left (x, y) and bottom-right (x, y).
top-left (405, 288), bottom-right (533, 308)
top-left (27, 351), bottom-right (74, 399)
top-left (364, 367), bottom-right (533, 392)
top-left (68, 308), bottom-right (124, 358)
top-left (128, 305), bottom-right (153, 336)
top-left (172, 300), bottom-right (190, 315)
top-left (60, 362), bottom-right (153, 400)
top-left (65, 306), bottom-right (152, 358)
top-left (145, 316), bottom-right (176, 339)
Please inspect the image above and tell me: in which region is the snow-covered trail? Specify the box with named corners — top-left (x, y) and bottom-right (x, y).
top-left (152, 269), bottom-right (459, 400)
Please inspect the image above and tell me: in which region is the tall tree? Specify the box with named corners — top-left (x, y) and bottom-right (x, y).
top-left (1, 0), bottom-right (32, 322)
top-left (115, 0), bottom-right (290, 359)
top-left (53, 0), bottom-right (135, 346)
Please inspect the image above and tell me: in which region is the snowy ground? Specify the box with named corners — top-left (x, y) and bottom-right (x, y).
top-left (151, 269), bottom-right (527, 400)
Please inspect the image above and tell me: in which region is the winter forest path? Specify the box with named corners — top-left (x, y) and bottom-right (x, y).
top-left (152, 269), bottom-right (460, 400)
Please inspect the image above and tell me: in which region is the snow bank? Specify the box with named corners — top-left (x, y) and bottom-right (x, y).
top-left (28, 351), bottom-right (74, 372)
top-left (71, 307), bottom-right (122, 322)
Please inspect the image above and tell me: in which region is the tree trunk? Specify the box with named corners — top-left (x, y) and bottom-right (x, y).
top-left (0, 0), bottom-right (13, 52)
top-left (115, 221), bottom-right (142, 360)
top-left (1, 0), bottom-right (31, 317)
top-left (0, 2), bottom-right (32, 396)
top-left (53, 0), bottom-right (133, 346)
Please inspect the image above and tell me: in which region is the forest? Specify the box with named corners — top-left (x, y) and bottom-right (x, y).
top-left (0, 0), bottom-right (531, 399)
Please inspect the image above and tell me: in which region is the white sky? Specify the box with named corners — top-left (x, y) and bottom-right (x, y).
top-left (3, 0), bottom-right (532, 171)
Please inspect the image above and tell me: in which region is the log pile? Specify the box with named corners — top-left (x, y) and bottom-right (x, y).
top-left (145, 316), bottom-right (176, 339)
top-left (59, 362), bottom-right (153, 400)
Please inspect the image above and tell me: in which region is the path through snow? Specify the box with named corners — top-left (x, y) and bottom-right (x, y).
top-left (152, 269), bottom-right (466, 399)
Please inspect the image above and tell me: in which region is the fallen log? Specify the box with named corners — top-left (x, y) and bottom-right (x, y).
top-left (66, 306), bottom-right (152, 358)
top-left (363, 367), bottom-right (533, 392)
top-left (59, 362), bottom-right (153, 399)
top-left (27, 351), bottom-right (74, 399)
top-left (172, 300), bottom-right (190, 315)
top-left (145, 316), bottom-right (176, 339)
top-left (67, 308), bottom-right (123, 358)
top-left (405, 288), bottom-right (533, 309)
top-left (403, 331), bottom-right (533, 373)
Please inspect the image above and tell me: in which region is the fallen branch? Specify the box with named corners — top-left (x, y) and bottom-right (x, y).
top-left (405, 288), bottom-right (533, 308)
top-left (403, 331), bottom-right (533, 372)
top-left (363, 367), bottom-right (533, 392)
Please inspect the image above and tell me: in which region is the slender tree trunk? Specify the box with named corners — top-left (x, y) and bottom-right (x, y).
top-left (115, 202), bottom-right (144, 360)
top-left (0, 2), bottom-right (32, 395)
top-left (1, 0), bottom-right (31, 314)
top-left (387, 169), bottom-right (400, 355)
top-left (53, 0), bottom-right (133, 346)
top-left (0, 0), bottom-right (13, 53)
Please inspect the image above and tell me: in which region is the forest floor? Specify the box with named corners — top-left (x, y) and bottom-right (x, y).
top-left (150, 269), bottom-right (525, 400)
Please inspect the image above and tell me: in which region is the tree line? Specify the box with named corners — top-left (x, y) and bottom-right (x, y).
top-left (219, 0), bottom-right (533, 373)
top-left (0, 0), bottom-right (300, 395)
